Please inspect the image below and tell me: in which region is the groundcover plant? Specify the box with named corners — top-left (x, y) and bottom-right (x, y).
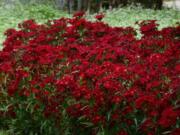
top-left (0, 12), bottom-right (179, 135)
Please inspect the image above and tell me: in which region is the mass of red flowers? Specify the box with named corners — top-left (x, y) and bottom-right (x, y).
top-left (0, 13), bottom-right (179, 135)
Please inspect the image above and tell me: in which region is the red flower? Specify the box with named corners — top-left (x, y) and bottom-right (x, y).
top-left (111, 95), bottom-right (122, 104)
top-left (159, 107), bottom-right (178, 128)
top-left (135, 95), bottom-right (156, 110)
top-left (92, 115), bottom-right (104, 125)
top-left (95, 13), bottom-right (105, 21)
top-left (171, 128), bottom-right (180, 135)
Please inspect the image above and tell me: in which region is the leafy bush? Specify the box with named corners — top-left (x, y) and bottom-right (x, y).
top-left (0, 12), bottom-right (180, 135)
top-left (0, 130), bottom-right (8, 135)
top-left (103, 6), bottom-right (180, 28)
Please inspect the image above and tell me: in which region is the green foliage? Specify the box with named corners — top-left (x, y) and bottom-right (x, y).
top-left (26, 5), bottom-right (65, 19)
top-left (103, 6), bottom-right (180, 28)
top-left (0, 130), bottom-right (8, 135)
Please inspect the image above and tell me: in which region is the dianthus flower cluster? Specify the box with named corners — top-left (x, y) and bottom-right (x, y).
top-left (0, 13), bottom-right (179, 135)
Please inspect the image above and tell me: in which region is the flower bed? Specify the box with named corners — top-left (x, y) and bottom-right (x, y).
top-left (0, 13), bottom-right (179, 135)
